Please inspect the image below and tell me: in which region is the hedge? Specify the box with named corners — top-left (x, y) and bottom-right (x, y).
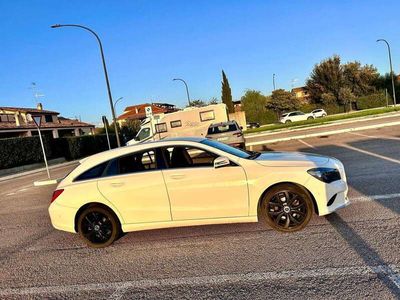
top-left (0, 136), bottom-right (53, 169)
top-left (0, 134), bottom-right (117, 170)
top-left (53, 134), bottom-right (117, 160)
top-left (356, 91), bottom-right (390, 110)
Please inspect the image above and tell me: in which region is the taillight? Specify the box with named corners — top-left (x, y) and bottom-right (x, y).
top-left (51, 189), bottom-right (64, 204)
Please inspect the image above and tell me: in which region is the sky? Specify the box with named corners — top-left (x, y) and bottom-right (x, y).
top-left (1, 0), bottom-right (400, 124)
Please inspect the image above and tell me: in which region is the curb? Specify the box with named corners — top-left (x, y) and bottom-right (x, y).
top-left (0, 160), bottom-right (79, 182)
top-left (246, 121), bottom-right (400, 150)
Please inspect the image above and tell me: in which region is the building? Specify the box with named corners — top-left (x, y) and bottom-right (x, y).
top-left (233, 100), bottom-right (242, 112)
top-left (291, 86), bottom-right (311, 104)
top-left (117, 102), bottom-right (178, 126)
top-left (0, 104), bottom-right (95, 139)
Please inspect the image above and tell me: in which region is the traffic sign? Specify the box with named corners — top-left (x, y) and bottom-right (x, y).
top-left (145, 106), bottom-right (153, 118)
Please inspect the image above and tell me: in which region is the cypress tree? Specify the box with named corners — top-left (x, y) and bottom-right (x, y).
top-left (221, 70), bottom-right (234, 113)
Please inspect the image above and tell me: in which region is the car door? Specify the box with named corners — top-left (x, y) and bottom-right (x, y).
top-left (161, 145), bottom-right (248, 220)
top-left (97, 148), bottom-right (171, 224)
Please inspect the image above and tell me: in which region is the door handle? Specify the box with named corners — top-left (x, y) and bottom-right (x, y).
top-left (170, 174), bottom-right (185, 180)
top-left (110, 182), bottom-right (124, 187)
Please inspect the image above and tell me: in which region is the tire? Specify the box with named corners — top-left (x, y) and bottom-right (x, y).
top-left (322, 114), bottom-right (327, 117)
top-left (260, 184), bottom-right (313, 232)
top-left (285, 120), bottom-right (292, 124)
top-left (77, 206), bottom-right (121, 248)
top-left (307, 117), bottom-right (314, 120)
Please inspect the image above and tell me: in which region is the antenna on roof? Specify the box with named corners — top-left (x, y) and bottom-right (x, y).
top-left (29, 82), bottom-right (45, 106)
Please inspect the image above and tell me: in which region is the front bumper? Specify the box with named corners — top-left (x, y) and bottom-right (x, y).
top-left (48, 202), bottom-right (78, 233)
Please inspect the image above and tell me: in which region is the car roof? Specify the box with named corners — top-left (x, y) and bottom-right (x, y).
top-left (210, 121), bottom-right (237, 127)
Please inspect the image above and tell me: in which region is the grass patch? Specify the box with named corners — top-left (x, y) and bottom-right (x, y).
top-left (245, 106), bottom-right (400, 134)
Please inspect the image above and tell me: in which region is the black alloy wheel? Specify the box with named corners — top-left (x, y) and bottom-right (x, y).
top-left (261, 184), bottom-right (313, 232)
top-left (78, 206), bottom-right (120, 248)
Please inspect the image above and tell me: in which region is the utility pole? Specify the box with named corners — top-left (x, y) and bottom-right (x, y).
top-left (377, 39), bottom-right (397, 106)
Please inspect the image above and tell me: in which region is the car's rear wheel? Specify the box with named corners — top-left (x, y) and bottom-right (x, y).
top-left (285, 120), bottom-right (292, 124)
top-left (307, 116), bottom-right (314, 120)
top-left (77, 206), bottom-right (120, 248)
top-left (260, 184), bottom-right (313, 232)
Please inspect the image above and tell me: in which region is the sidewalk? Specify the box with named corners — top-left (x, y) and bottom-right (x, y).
top-left (0, 160), bottom-right (79, 182)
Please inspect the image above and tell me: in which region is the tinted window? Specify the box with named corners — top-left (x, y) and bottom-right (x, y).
top-left (105, 150), bottom-right (157, 176)
top-left (207, 123), bottom-right (238, 134)
top-left (136, 128), bottom-right (151, 141)
top-left (75, 162), bottom-right (108, 182)
top-left (164, 146), bottom-right (217, 168)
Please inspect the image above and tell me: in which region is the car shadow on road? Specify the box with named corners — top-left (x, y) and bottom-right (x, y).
top-left (325, 213), bottom-right (400, 296)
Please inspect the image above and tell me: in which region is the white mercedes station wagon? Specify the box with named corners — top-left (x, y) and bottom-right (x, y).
top-left (49, 137), bottom-right (349, 247)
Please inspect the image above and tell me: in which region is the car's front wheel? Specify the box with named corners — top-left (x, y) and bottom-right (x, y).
top-left (260, 184), bottom-right (313, 232)
top-left (77, 206), bottom-right (120, 248)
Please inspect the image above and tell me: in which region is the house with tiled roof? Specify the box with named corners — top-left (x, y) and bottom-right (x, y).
top-left (291, 86), bottom-right (311, 104)
top-left (0, 103), bottom-right (95, 139)
top-left (117, 102), bottom-right (178, 126)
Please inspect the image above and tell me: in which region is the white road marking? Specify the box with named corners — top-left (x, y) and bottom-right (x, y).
top-left (349, 132), bottom-right (400, 140)
top-left (340, 144), bottom-right (400, 165)
top-left (0, 264), bottom-right (398, 298)
top-left (350, 193), bottom-right (400, 202)
top-left (298, 139), bottom-right (315, 149)
top-left (5, 192), bottom-right (15, 196)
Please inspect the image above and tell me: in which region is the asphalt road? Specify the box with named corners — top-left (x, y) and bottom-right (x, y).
top-left (1, 126), bottom-right (400, 299)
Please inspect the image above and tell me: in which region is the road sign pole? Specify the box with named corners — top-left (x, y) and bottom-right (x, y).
top-left (37, 127), bottom-right (50, 179)
top-left (102, 116), bottom-right (111, 150)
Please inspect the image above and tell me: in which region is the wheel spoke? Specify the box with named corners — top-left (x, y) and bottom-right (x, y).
top-left (284, 216), bottom-right (290, 228)
top-left (274, 212), bottom-right (285, 225)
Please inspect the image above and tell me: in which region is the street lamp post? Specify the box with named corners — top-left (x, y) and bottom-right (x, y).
top-left (377, 39), bottom-right (397, 106)
top-left (173, 78), bottom-right (191, 106)
top-left (113, 97), bottom-right (123, 114)
top-left (51, 24), bottom-right (121, 146)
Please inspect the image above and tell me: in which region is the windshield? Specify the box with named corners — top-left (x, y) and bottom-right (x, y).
top-left (207, 123), bottom-right (238, 134)
top-left (136, 127), bottom-right (151, 141)
top-left (201, 139), bottom-right (256, 159)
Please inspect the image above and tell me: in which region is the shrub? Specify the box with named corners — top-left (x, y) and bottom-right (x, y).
top-left (0, 136), bottom-right (53, 169)
top-left (356, 91), bottom-right (390, 110)
top-left (55, 134), bottom-right (117, 160)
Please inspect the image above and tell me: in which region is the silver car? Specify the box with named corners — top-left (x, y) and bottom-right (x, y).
top-left (206, 121), bottom-right (245, 149)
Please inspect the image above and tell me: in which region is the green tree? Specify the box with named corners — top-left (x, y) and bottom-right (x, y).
top-left (306, 55), bottom-right (343, 104)
top-left (307, 55), bottom-right (380, 108)
top-left (221, 70), bottom-right (234, 113)
top-left (241, 90), bottom-right (276, 124)
top-left (266, 89), bottom-right (300, 114)
top-left (188, 99), bottom-right (207, 107)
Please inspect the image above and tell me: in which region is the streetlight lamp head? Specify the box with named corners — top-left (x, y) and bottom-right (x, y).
top-left (51, 24), bottom-right (61, 28)
top-left (172, 78), bottom-right (178, 81)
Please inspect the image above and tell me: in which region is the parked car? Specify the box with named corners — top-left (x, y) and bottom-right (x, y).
top-left (48, 137), bottom-right (349, 247)
top-left (206, 120), bottom-right (245, 149)
top-left (279, 111), bottom-right (315, 123)
top-left (247, 122), bottom-right (260, 129)
top-left (312, 109), bottom-right (327, 118)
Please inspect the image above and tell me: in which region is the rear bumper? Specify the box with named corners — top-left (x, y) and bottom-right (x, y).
top-left (48, 202), bottom-right (78, 233)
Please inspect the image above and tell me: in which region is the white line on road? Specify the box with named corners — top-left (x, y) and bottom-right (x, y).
top-left (349, 132), bottom-right (400, 141)
top-left (298, 139), bottom-right (315, 149)
top-left (0, 264), bottom-right (398, 298)
top-left (340, 144), bottom-right (400, 165)
top-left (350, 193), bottom-right (400, 202)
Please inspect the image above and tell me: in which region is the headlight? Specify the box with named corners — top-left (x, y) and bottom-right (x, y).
top-left (307, 168), bottom-right (341, 183)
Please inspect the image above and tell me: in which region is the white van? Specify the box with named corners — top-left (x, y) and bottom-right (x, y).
top-left (126, 103), bottom-right (228, 145)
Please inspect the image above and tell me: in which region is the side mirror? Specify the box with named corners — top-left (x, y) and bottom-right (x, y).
top-left (214, 156), bottom-right (230, 168)
top-left (240, 126), bottom-right (243, 130)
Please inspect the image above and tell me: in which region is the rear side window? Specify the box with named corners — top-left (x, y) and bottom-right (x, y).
top-left (105, 150), bottom-right (158, 176)
top-left (75, 162), bottom-right (108, 182)
top-left (207, 123), bottom-right (238, 134)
